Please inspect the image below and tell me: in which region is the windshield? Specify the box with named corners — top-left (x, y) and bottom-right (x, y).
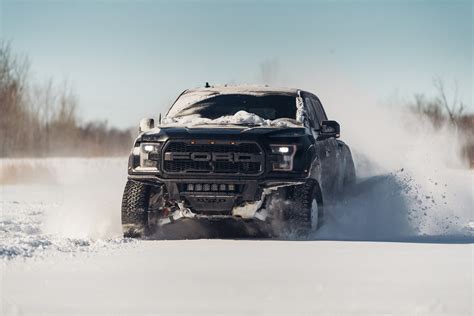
top-left (167, 94), bottom-right (297, 120)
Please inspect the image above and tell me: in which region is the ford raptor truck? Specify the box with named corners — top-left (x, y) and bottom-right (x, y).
top-left (122, 85), bottom-right (355, 238)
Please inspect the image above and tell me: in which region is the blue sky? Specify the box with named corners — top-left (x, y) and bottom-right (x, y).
top-left (1, 0), bottom-right (472, 127)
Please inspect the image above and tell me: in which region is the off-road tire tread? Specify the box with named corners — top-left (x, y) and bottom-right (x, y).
top-left (289, 182), bottom-right (312, 227)
top-left (121, 180), bottom-right (150, 238)
top-left (288, 179), bottom-right (324, 234)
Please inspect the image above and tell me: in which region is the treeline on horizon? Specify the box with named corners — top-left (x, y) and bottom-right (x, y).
top-left (0, 42), bottom-right (134, 157)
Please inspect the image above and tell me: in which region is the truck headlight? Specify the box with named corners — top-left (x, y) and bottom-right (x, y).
top-left (270, 145), bottom-right (296, 171)
top-left (136, 143), bottom-right (162, 171)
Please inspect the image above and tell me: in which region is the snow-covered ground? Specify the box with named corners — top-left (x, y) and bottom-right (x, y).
top-left (0, 158), bottom-right (472, 315)
top-left (3, 239), bottom-right (472, 315)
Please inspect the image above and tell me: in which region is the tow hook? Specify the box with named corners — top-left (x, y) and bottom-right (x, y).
top-left (158, 202), bottom-right (195, 226)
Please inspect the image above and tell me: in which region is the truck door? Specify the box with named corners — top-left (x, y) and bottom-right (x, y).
top-left (302, 94), bottom-right (337, 197)
top-left (309, 94), bottom-right (344, 197)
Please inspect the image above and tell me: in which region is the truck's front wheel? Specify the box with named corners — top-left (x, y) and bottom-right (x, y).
top-left (121, 180), bottom-right (151, 238)
top-left (267, 179), bottom-right (324, 238)
top-left (287, 179), bottom-right (324, 236)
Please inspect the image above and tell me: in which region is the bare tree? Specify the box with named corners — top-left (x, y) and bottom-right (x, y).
top-left (408, 78), bottom-right (473, 167)
top-left (0, 41), bottom-right (31, 156)
top-left (433, 77), bottom-right (465, 125)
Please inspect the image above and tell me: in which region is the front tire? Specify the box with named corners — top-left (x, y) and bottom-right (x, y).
top-left (121, 180), bottom-right (150, 238)
top-left (268, 179), bottom-right (323, 238)
top-left (288, 179), bottom-right (324, 236)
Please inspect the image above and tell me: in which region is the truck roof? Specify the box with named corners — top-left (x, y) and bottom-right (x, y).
top-left (183, 85), bottom-right (300, 97)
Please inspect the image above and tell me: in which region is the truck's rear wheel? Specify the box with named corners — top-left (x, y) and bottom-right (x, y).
top-left (121, 180), bottom-right (151, 238)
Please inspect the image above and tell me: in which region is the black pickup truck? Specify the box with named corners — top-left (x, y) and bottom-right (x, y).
top-left (122, 85), bottom-right (355, 238)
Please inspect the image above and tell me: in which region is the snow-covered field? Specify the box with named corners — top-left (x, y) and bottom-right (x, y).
top-left (1, 157), bottom-right (472, 315)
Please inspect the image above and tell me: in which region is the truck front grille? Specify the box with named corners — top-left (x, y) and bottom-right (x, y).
top-left (162, 141), bottom-right (263, 175)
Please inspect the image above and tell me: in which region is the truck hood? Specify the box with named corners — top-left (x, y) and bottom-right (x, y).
top-left (139, 125), bottom-right (306, 142)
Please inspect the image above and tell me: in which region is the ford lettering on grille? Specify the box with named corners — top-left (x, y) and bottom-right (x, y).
top-left (164, 152), bottom-right (261, 162)
top-left (162, 141), bottom-right (263, 175)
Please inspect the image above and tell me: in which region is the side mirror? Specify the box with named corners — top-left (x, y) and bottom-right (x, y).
top-left (320, 120), bottom-right (340, 138)
top-left (139, 118), bottom-right (154, 133)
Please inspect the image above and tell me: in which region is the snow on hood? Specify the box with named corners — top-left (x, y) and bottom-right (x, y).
top-left (161, 111), bottom-right (301, 128)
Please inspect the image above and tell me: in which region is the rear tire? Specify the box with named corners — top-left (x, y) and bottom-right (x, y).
top-left (121, 180), bottom-right (150, 238)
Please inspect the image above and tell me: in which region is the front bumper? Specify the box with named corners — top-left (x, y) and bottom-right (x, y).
top-left (129, 174), bottom-right (305, 200)
top-left (128, 174), bottom-right (306, 223)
